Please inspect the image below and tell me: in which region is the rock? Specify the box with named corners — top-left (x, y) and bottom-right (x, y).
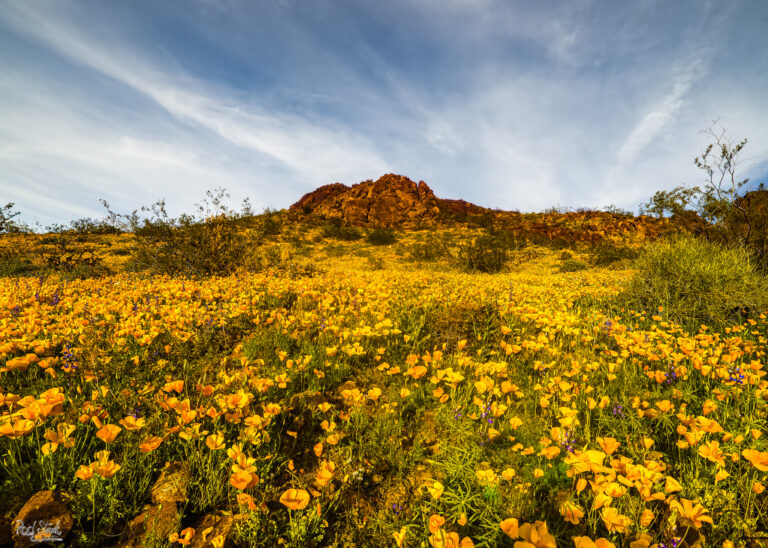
top-left (289, 174), bottom-right (488, 228)
top-left (189, 513), bottom-right (242, 548)
top-left (11, 491), bottom-right (73, 548)
top-left (292, 183), bottom-right (349, 214)
top-left (150, 461), bottom-right (189, 505)
top-left (117, 502), bottom-right (179, 548)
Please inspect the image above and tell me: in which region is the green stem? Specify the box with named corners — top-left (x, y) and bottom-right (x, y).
top-left (92, 477), bottom-right (97, 537)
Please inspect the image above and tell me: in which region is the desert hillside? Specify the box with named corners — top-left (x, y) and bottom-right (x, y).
top-left (0, 182), bottom-right (767, 548)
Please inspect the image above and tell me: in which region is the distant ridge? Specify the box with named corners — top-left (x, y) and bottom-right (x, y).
top-left (289, 173), bottom-right (486, 228)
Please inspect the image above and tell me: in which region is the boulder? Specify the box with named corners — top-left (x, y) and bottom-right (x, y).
top-left (189, 513), bottom-right (243, 548)
top-left (11, 491), bottom-right (73, 548)
top-left (117, 502), bottom-right (179, 548)
top-left (150, 461), bottom-right (189, 505)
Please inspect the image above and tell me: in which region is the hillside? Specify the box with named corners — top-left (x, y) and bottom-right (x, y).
top-left (1, 188), bottom-right (767, 547)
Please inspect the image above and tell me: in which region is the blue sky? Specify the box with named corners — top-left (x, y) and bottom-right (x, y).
top-left (2, 0), bottom-right (768, 228)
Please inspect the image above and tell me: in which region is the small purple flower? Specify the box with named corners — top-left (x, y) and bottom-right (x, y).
top-left (612, 401), bottom-right (625, 417)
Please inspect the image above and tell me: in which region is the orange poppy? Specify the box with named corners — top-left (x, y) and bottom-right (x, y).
top-left (280, 489), bottom-right (310, 510)
top-left (96, 424), bottom-right (122, 443)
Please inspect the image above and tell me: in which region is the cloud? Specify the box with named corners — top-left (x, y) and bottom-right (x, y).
top-left (617, 58), bottom-right (708, 165)
top-left (1, 0), bottom-right (767, 227)
top-left (5, 4), bottom-right (389, 179)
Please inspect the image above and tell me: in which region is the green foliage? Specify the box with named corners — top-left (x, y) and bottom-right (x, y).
top-left (620, 234), bottom-right (768, 329)
top-left (590, 242), bottom-right (639, 267)
top-left (602, 204), bottom-right (634, 217)
top-left (321, 218), bottom-right (363, 241)
top-left (36, 234), bottom-right (111, 278)
top-left (641, 186), bottom-right (702, 218)
top-left (0, 249), bottom-right (38, 277)
top-left (102, 189), bottom-right (251, 276)
top-left (559, 259), bottom-right (588, 272)
top-left (367, 256), bottom-right (385, 270)
top-left (409, 234), bottom-right (453, 262)
top-left (460, 232), bottom-right (509, 273)
top-left (259, 208), bottom-right (282, 237)
top-left (641, 122), bottom-right (768, 271)
top-left (48, 217), bottom-right (123, 235)
top-left (0, 202), bottom-right (29, 233)
top-left (366, 228), bottom-right (397, 246)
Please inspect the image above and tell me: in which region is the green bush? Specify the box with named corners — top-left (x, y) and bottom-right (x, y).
top-left (461, 232), bottom-right (508, 273)
top-left (621, 234), bottom-right (768, 329)
top-left (259, 208), bottom-right (282, 237)
top-left (321, 219), bottom-right (362, 241)
top-left (0, 252), bottom-right (38, 277)
top-left (591, 242), bottom-right (639, 267)
top-left (101, 191), bottom-right (251, 276)
top-left (366, 228), bottom-right (397, 245)
top-left (59, 217), bottom-right (122, 235)
top-left (559, 259), bottom-right (588, 272)
top-left (409, 234), bottom-right (453, 262)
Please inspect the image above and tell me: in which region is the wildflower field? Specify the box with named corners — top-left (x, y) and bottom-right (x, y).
top-left (1, 223), bottom-right (767, 547)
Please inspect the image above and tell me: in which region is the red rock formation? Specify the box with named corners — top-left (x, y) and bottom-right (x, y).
top-left (289, 174), bottom-right (487, 228)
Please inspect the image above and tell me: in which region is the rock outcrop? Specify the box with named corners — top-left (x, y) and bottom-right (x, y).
top-left (290, 174), bottom-right (486, 228)
top-left (12, 491), bottom-right (73, 548)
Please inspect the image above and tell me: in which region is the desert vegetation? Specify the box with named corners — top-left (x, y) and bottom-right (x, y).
top-left (1, 134), bottom-right (768, 547)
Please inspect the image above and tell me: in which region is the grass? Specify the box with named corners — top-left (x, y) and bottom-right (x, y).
top-left (0, 225), bottom-right (767, 547)
top-left (620, 233), bottom-right (768, 330)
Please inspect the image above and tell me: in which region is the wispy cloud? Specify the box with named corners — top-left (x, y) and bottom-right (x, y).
top-left (1, 0), bottom-right (767, 226)
top-left (617, 58), bottom-right (708, 165)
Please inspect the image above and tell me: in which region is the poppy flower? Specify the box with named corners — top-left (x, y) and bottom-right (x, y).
top-left (664, 476), bottom-right (683, 492)
top-left (139, 436), bottom-right (163, 453)
top-left (205, 433), bottom-right (225, 450)
top-left (75, 464), bottom-right (94, 481)
top-left (559, 500), bottom-right (584, 524)
top-left (119, 415), bottom-right (145, 431)
top-left (516, 521), bottom-right (556, 548)
top-left (315, 460), bottom-right (336, 488)
top-left (669, 498), bottom-right (713, 528)
top-left (572, 537), bottom-right (616, 548)
top-left (601, 507), bottom-right (631, 533)
top-left (428, 514), bottom-right (445, 534)
top-left (96, 424), bottom-right (122, 443)
top-left (279, 489), bottom-right (310, 510)
top-left (393, 527), bottom-right (407, 548)
top-left (596, 437), bottom-right (620, 455)
top-left (500, 518), bottom-right (519, 538)
top-left (742, 449), bottom-right (768, 471)
top-left (94, 460), bottom-right (121, 479)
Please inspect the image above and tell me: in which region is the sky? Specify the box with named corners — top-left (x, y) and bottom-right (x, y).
top-left (2, 0), bottom-right (768, 228)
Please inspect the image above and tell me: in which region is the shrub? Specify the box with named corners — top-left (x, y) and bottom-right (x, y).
top-left (461, 232), bottom-right (508, 273)
top-left (321, 219), bottom-right (362, 241)
top-left (366, 228), bottom-right (397, 245)
top-left (621, 234), bottom-right (768, 329)
top-left (590, 242), bottom-right (639, 267)
top-left (367, 256), bottom-right (385, 270)
top-left (102, 190), bottom-right (250, 276)
top-left (260, 208), bottom-right (282, 237)
top-left (559, 259), bottom-right (588, 272)
top-left (0, 252), bottom-right (37, 277)
top-left (66, 217), bottom-right (122, 235)
top-left (409, 234), bottom-right (453, 262)
top-left (0, 202), bottom-right (29, 233)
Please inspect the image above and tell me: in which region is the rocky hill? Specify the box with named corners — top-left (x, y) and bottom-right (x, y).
top-left (289, 174), bottom-right (486, 228)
